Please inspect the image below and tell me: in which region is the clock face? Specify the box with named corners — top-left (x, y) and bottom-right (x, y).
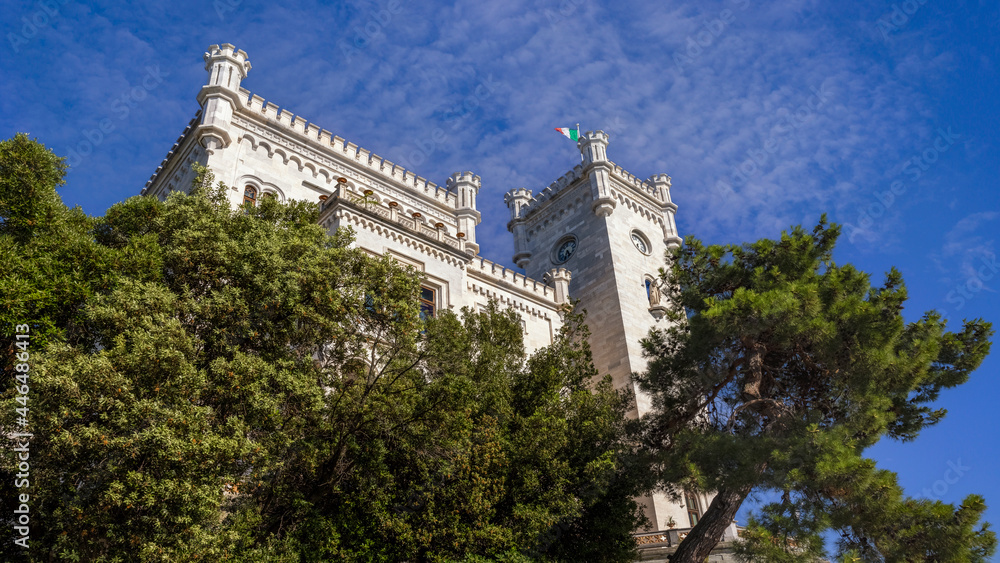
top-left (631, 232), bottom-right (648, 254)
top-left (556, 239), bottom-right (577, 263)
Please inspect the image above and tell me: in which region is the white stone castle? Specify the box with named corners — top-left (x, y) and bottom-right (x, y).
top-left (141, 44), bottom-right (739, 551)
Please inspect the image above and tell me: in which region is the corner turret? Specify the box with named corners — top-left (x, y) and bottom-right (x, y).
top-left (448, 171), bottom-right (482, 255)
top-left (546, 268), bottom-right (572, 305)
top-left (505, 187), bottom-right (534, 268)
top-left (202, 43), bottom-right (251, 92)
top-left (648, 174), bottom-right (682, 247)
top-left (578, 131), bottom-right (615, 216)
top-left (196, 43), bottom-right (251, 154)
top-left (578, 130), bottom-right (609, 164)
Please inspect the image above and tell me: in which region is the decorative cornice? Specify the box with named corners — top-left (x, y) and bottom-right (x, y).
top-left (320, 197), bottom-right (470, 267)
top-left (466, 281), bottom-right (557, 322)
top-left (196, 84), bottom-right (245, 112)
top-left (233, 116), bottom-right (457, 225)
top-left (237, 90), bottom-right (458, 210)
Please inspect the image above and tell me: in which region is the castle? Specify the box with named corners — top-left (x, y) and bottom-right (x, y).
top-left (141, 44), bottom-right (740, 555)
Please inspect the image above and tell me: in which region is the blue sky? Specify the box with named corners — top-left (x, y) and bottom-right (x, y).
top-left (2, 0), bottom-right (998, 555)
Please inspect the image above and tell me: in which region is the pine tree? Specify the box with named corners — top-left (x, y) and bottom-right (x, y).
top-left (635, 218), bottom-right (995, 562)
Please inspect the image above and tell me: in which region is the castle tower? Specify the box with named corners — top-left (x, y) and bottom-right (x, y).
top-left (447, 171), bottom-right (482, 255)
top-left (505, 131), bottom-right (695, 532)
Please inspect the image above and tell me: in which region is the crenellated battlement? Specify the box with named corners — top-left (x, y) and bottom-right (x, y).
top-left (504, 187), bottom-right (533, 219)
top-left (204, 43), bottom-right (249, 68)
top-left (447, 171), bottom-right (481, 190)
top-left (607, 161), bottom-right (668, 204)
top-left (504, 187), bottom-right (532, 204)
top-left (237, 88), bottom-right (458, 208)
top-left (529, 164), bottom-right (585, 208)
top-left (510, 157), bottom-right (670, 223)
top-left (467, 256), bottom-right (559, 305)
top-left (580, 130), bottom-right (610, 144)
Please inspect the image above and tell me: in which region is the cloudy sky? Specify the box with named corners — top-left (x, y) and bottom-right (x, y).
top-left (2, 0), bottom-right (998, 552)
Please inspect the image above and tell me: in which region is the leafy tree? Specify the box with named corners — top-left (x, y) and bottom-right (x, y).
top-left (0, 133), bottom-right (103, 353)
top-left (0, 135), bottom-right (644, 562)
top-left (245, 300), bottom-right (647, 563)
top-left (635, 218), bottom-right (995, 562)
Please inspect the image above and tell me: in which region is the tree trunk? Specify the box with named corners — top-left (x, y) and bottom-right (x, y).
top-left (669, 476), bottom-right (758, 563)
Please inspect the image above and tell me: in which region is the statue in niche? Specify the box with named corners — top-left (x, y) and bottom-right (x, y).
top-left (646, 279), bottom-right (662, 306)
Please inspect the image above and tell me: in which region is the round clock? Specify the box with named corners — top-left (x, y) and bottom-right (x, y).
top-left (631, 231), bottom-right (649, 254)
top-left (555, 237), bottom-right (577, 263)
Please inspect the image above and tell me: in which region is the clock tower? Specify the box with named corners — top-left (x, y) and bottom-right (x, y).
top-left (506, 131), bottom-right (688, 531)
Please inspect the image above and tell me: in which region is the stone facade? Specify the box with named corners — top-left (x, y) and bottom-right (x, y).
top-left (142, 43), bottom-right (739, 548)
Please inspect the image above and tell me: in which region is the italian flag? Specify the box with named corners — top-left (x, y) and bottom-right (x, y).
top-left (555, 127), bottom-right (579, 141)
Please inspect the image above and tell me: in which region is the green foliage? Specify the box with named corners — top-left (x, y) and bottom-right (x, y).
top-left (0, 136), bottom-right (643, 562)
top-left (0, 134), bottom-right (107, 352)
top-left (636, 217), bottom-right (995, 561)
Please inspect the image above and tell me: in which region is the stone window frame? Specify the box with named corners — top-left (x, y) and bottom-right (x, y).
top-left (417, 275), bottom-right (447, 322)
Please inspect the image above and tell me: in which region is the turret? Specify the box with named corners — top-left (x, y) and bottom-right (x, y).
top-left (578, 129), bottom-right (609, 164)
top-left (648, 174), bottom-right (682, 247)
top-left (578, 131), bottom-right (616, 216)
top-left (505, 188), bottom-right (534, 268)
top-left (202, 43), bottom-right (251, 92)
top-left (195, 43), bottom-right (251, 154)
top-left (448, 171), bottom-right (482, 255)
top-left (546, 268), bottom-right (572, 305)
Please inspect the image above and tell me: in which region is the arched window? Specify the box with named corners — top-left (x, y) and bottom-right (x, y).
top-left (243, 185), bottom-right (258, 206)
top-left (684, 491), bottom-right (701, 527)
